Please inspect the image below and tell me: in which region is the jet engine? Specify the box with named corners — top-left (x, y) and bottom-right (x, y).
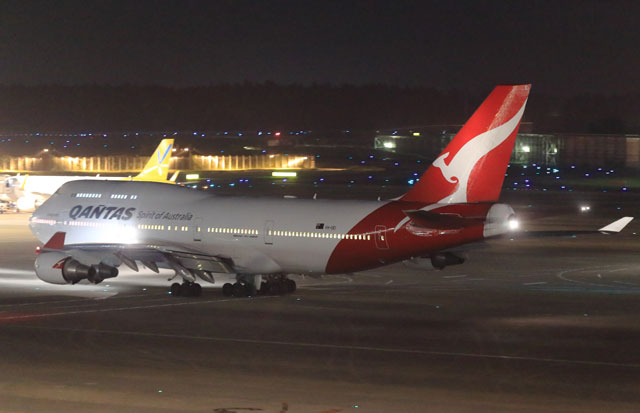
top-left (34, 251), bottom-right (118, 285)
top-left (16, 195), bottom-right (38, 212)
top-left (404, 252), bottom-right (466, 271)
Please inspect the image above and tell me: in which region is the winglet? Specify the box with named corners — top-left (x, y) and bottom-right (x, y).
top-left (43, 232), bottom-right (66, 250)
top-left (599, 217), bottom-right (634, 233)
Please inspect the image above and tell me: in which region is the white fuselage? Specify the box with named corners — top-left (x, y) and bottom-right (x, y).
top-left (30, 180), bottom-right (385, 275)
top-left (30, 180), bottom-right (513, 276)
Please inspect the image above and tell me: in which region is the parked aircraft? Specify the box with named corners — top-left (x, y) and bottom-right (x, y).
top-left (0, 139), bottom-right (176, 211)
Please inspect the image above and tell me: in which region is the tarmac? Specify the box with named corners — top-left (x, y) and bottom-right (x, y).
top-left (1, 191), bottom-right (640, 412)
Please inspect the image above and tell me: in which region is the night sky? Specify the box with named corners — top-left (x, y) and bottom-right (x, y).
top-left (1, 0), bottom-right (638, 95)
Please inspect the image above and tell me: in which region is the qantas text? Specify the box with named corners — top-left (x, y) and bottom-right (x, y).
top-left (69, 205), bottom-right (135, 221)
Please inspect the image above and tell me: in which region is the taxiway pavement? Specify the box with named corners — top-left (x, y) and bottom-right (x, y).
top-left (1, 198), bottom-right (640, 412)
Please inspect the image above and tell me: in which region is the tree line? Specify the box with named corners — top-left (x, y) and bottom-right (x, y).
top-left (0, 83), bottom-right (637, 134)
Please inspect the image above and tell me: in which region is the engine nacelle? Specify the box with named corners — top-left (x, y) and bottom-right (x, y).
top-left (88, 263), bottom-right (119, 284)
top-left (404, 252), bottom-right (466, 271)
top-left (16, 195), bottom-right (37, 212)
top-left (34, 252), bottom-right (118, 285)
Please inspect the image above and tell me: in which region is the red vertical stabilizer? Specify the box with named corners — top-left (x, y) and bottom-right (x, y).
top-left (401, 84), bottom-right (531, 204)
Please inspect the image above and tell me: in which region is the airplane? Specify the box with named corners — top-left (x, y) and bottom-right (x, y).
top-left (28, 84), bottom-right (633, 298)
top-left (0, 139), bottom-right (176, 211)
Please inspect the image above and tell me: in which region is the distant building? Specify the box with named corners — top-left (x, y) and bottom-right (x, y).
top-left (375, 132), bottom-right (640, 168)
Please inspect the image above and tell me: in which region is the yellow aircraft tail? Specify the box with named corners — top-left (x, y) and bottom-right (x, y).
top-left (132, 139), bottom-right (175, 182)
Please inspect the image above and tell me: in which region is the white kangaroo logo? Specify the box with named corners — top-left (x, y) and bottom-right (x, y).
top-left (433, 99), bottom-right (527, 204)
top-left (392, 98), bottom-right (528, 233)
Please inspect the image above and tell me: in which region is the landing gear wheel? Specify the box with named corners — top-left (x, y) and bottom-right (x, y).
top-left (268, 282), bottom-right (281, 295)
top-left (170, 283), bottom-right (182, 296)
top-left (245, 283), bottom-right (257, 297)
top-left (181, 282), bottom-right (193, 297)
top-left (222, 283), bottom-right (234, 297)
top-left (192, 283), bottom-right (202, 297)
top-left (284, 279), bottom-right (296, 293)
top-left (232, 282), bottom-right (247, 297)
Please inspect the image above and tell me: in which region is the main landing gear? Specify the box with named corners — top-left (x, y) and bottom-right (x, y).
top-left (169, 275), bottom-right (296, 298)
top-left (222, 276), bottom-right (296, 298)
top-left (170, 281), bottom-right (202, 297)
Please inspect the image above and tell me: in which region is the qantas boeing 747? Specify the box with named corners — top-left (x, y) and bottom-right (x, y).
top-left (28, 85), bottom-right (632, 297)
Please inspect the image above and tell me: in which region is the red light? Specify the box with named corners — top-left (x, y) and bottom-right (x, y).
top-left (35, 246), bottom-right (41, 255)
top-left (274, 132), bottom-right (281, 137)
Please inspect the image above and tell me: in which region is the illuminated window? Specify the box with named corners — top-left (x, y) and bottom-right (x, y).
top-left (367, 235), bottom-right (371, 240)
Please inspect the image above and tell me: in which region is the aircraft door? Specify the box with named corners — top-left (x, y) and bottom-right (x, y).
top-left (193, 217), bottom-right (203, 242)
top-left (264, 220), bottom-right (274, 245)
top-left (374, 225), bottom-right (389, 250)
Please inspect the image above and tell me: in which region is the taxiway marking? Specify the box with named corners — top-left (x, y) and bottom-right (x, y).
top-left (0, 296), bottom-right (276, 320)
top-left (12, 324), bottom-right (640, 370)
top-left (556, 266), bottom-right (637, 288)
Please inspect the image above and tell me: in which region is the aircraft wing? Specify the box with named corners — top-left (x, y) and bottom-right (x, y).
top-left (42, 232), bottom-right (234, 284)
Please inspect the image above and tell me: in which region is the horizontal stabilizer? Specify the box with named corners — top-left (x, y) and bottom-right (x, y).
top-left (599, 217), bottom-right (634, 233)
top-left (404, 210), bottom-right (485, 230)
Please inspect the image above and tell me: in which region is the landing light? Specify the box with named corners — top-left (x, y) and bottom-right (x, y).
top-left (580, 205), bottom-right (591, 212)
top-left (508, 219), bottom-right (520, 231)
